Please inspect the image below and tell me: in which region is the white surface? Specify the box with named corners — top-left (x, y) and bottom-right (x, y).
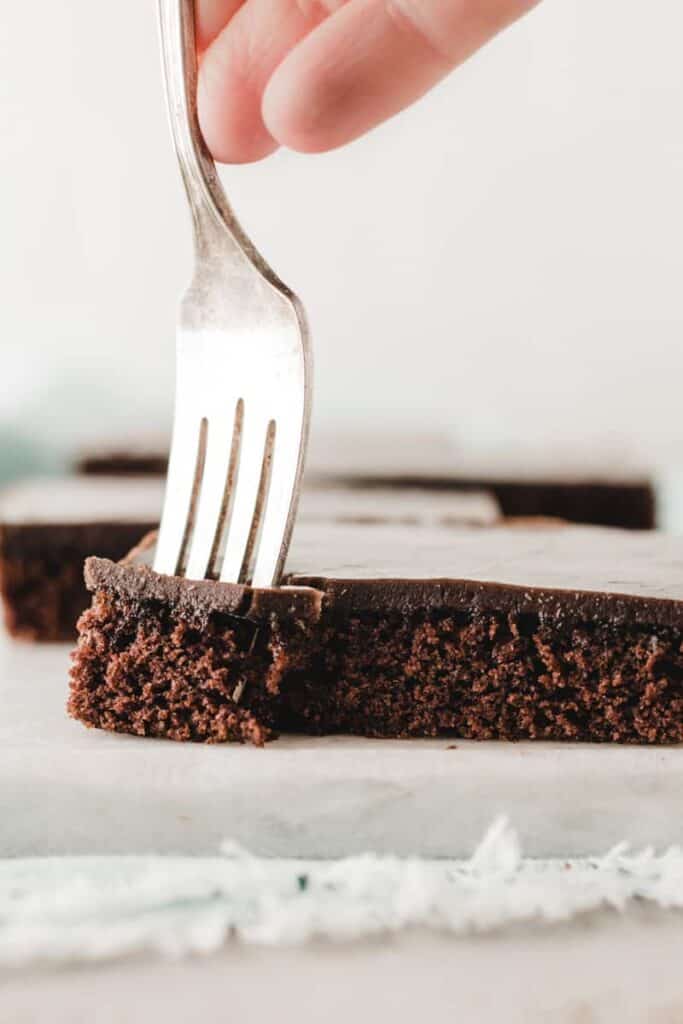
top-left (2, 639), bottom-right (682, 859)
top-left (1, 1), bottom-right (683, 464)
top-left (4, 914), bottom-right (683, 1024)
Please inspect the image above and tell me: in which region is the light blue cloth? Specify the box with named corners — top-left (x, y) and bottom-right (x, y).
top-left (0, 426), bottom-right (57, 486)
top-left (1, 821), bottom-right (682, 969)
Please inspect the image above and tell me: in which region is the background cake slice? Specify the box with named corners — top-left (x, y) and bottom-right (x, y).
top-left (306, 431), bottom-right (657, 529)
top-left (0, 476), bottom-right (164, 642)
top-left (69, 520), bottom-right (683, 746)
top-left (74, 429), bottom-right (658, 529)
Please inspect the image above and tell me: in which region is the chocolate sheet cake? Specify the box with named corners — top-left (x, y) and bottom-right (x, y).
top-left (74, 436), bottom-right (169, 477)
top-left (346, 478), bottom-right (654, 531)
top-left (306, 433), bottom-right (656, 529)
top-left (341, 477), bottom-right (655, 531)
top-left (77, 452), bottom-right (169, 477)
top-left (76, 431), bottom-right (657, 529)
top-left (69, 521), bottom-right (683, 746)
top-left (0, 476), bottom-right (164, 642)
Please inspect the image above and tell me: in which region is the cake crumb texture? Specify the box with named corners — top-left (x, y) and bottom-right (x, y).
top-left (69, 574), bottom-right (683, 746)
top-left (69, 590), bottom-right (297, 745)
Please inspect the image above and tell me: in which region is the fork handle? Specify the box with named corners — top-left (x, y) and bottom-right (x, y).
top-left (158, 0), bottom-right (278, 281)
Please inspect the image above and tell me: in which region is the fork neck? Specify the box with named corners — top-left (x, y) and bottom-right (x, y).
top-left (158, 0), bottom-right (262, 267)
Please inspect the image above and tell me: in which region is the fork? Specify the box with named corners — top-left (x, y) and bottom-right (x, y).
top-left (154, 0), bottom-right (312, 588)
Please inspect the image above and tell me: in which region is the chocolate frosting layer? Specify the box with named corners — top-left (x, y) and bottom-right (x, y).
top-left (85, 521), bottom-right (683, 629)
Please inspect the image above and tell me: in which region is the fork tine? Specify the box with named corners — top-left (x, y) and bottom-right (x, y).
top-left (250, 415), bottom-right (304, 588)
top-left (184, 399), bottom-right (242, 581)
top-left (155, 411), bottom-right (207, 577)
top-left (219, 407), bottom-right (273, 585)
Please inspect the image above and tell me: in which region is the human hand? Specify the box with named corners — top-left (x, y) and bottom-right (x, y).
top-left (197, 0), bottom-right (540, 163)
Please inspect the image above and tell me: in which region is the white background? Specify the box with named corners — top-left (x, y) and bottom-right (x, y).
top-left (0, 1), bottom-right (681, 469)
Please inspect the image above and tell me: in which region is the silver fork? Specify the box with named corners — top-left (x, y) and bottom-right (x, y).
top-left (155, 0), bottom-right (312, 588)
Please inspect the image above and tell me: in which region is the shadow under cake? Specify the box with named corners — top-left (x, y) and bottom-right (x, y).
top-left (68, 520), bottom-right (683, 746)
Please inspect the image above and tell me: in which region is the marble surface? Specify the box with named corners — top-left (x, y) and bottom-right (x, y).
top-left (2, 637), bottom-right (682, 859)
top-left (5, 912), bottom-right (683, 1024)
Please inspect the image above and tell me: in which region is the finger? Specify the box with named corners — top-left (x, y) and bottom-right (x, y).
top-left (198, 0), bottom-right (347, 164)
top-left (263, 0), bottom-right (540, 154)
top-left (195, 0), bottom-right (245, 52)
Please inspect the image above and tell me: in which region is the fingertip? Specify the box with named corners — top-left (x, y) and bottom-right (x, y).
top-left (262, 63), bottom-right (346, 155)
top-left (198, 55), bottom-right (279, 164)
top-left (199, 113), bottom-right (279, 164)
top-left (261, 0), bottom-right (437, 155)
top-left (195, 0), bottom-right (245, 54)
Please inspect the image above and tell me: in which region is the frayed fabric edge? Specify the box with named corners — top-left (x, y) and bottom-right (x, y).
top-left (1, 818), bottom-right (682, 968)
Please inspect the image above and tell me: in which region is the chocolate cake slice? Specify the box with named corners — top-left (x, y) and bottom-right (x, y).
top-left (340, 475), bottom-right (656, 531)
top-left (76, 430), bottom-right (658, 528)
top-left (69, 521), bottom-right (683, 746)
top-left (77, 452), bottom-right (169, 477)
top-left (306, 432), bottom-right (656, 529)
top-left (0, 476), bottom-right (164, 642)
top-left (74, 436), bottom-right (169, 477)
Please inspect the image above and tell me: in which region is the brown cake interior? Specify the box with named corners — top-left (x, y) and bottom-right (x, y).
top-left (69, 524), bottom-right (683, 747)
